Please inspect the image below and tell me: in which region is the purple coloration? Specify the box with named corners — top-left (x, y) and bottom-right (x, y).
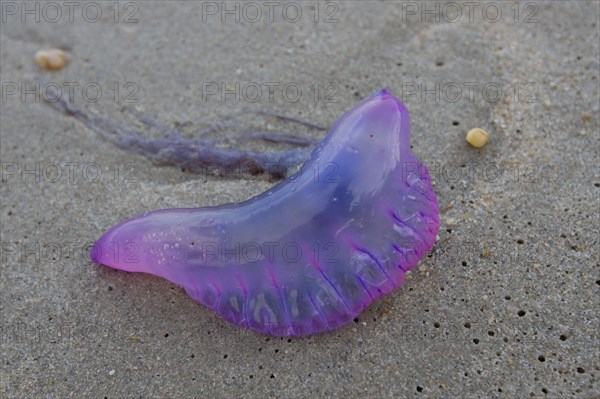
top-left (91, 89), bottom-right (440, 337)
top-left (43, 89), bottom-right (322, 178)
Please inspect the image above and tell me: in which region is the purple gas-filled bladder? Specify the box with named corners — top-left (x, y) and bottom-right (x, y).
top-left (91, 89), bottom-right (440, 337)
